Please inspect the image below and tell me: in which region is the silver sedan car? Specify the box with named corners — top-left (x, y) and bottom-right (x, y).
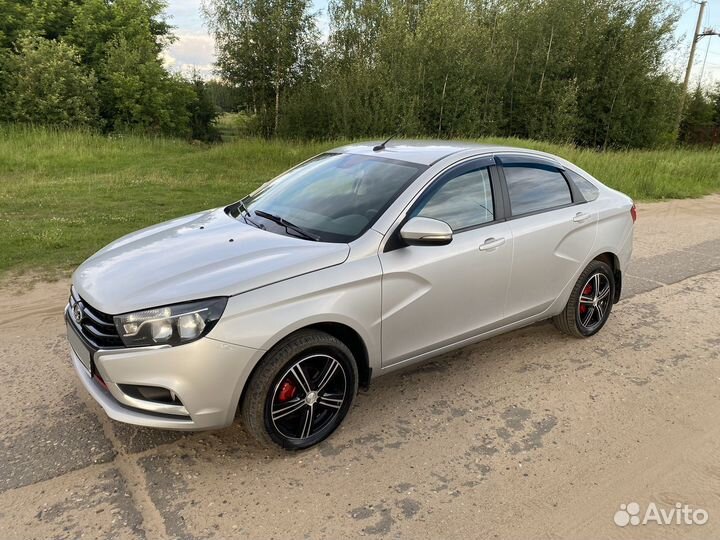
top-left (66, 141), bottom-right (635, 449)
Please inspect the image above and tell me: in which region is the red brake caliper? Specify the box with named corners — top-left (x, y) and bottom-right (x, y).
top-left (580, 284), bottom-right (592, 314)
top-left (278, 379), bottom-right (298, 402)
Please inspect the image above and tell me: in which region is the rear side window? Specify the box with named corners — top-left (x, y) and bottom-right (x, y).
top-left (414, 167), bottom-right (494, 230)
top-left (566, 170), bottom-right (600, 202)
top-left (504, 165), bottom-right (572, 216)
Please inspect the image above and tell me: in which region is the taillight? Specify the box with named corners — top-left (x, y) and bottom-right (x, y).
top-left (630, 203), bottom-right (637, 223)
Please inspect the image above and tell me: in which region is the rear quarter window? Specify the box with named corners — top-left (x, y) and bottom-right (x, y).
top-left (566, 170), bottom-right (600, 202)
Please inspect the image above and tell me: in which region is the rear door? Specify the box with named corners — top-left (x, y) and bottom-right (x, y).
top-left (379, 157), bottom-right (513, 367)
top-left (497, 155), bottom-right (598, 322)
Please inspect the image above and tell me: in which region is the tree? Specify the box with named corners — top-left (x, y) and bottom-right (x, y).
top-left (100, 35), bottom-right (194, 136)
top-left (1, 36), bottom-right (98, 127)
top-left (188, 75), bottom-right (221, 141)
top-left (206, 80), bottom-right (240, 112)
top-left (680, 87), bottom-right (717, 145)
top-left (0, 0), bottom-right (29, 49)
top-left (204, 0), bottom-right (320, 136)
top-left (0, 0), bottom-right (77, 48)
top-left (65, 0), bottom-right (172, 66)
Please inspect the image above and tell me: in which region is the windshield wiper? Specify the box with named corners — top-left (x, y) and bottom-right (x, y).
top-left (235, 201), bottom-right (264, 230)
top-left (254, 210), bottom-right (320, 241)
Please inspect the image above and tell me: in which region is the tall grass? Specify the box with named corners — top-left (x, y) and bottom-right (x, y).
top-left (1, 125), bottom-right (718, 277)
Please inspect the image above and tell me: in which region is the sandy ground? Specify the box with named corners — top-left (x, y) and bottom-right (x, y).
top-left (0, 196), bottom-right (719, 539)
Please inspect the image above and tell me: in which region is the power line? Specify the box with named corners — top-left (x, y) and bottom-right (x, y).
top-left (698, 0), bottom-right (711, 86)
top-left (697, 35), bottom-right (711, 87)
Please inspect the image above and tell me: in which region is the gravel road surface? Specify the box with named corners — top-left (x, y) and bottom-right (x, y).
top-left (1, 196), bottom-right (719, 539)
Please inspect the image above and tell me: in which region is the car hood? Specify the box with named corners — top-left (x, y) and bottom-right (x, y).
top-left (73, 208), bottom-right (350, 314)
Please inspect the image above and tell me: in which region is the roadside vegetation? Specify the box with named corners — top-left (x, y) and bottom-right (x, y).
top-left (1, 125), bottom-right (718, 278)
top-left (3, 0), bottom-right (720, 148)
top-left (203, 0), bottom-right (719, 147)
top-left (0, 0), bottom-right (219, 141)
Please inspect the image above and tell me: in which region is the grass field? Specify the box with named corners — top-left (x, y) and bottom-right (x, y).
top-left (1, 125), bottom-right (719, 278)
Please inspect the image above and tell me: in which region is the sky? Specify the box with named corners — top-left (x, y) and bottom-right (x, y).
top-left (162, 0), bottom-right (720, 88)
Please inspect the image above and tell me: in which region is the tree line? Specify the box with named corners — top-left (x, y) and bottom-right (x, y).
top-left (205, 0), bottom-right (720, 148)
top-left (0, 0), bottom-right (219, 140)
top-left (681, 87), bottom-right (720, 145)
top-left (1, 0), bottom-right (719, 147)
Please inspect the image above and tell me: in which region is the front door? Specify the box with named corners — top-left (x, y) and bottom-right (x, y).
top-left (379, 160), bottom-right (513, 367)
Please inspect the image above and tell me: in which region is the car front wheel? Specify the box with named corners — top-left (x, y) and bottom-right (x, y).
top-left (241, 330), bottom-right (358, 450)
top-left (553, 260), bottom-right (615, 338)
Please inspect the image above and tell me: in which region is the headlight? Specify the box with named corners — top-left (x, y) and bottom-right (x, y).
top-left (114, 298), bottom-right (227, 347)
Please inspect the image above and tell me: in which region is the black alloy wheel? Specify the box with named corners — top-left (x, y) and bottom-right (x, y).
top-left (553, 260), bottom-right (615, 338)
top-left (241, 330), bottom-right (358, 450)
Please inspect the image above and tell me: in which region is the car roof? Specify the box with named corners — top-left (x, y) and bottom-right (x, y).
top-left (332, 140), bottom-right (558, 166)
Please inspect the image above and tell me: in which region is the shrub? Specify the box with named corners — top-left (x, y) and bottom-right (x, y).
top-left (2, 36), bottom-right (98, 127)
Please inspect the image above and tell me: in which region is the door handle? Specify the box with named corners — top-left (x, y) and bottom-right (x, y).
top-left (573, 212), bottom-right (592, 223)
top-left (479, 237), bottom-right (506, 251)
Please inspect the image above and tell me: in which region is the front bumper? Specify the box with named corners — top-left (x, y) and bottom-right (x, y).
top-left (67, 314), bottom-right (261, 431)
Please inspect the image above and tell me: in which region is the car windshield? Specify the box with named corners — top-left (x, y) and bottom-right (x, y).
top-left (238, 153), bottom-right (425, 243)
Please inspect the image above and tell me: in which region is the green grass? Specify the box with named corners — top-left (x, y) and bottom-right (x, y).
top-left (1, 125), bottom-right (719, 278)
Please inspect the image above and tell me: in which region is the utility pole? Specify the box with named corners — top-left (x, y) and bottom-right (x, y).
top-left (677, 1), bottom-right (720, 134)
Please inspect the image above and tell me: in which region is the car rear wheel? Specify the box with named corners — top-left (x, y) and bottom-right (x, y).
top-left (241, 330), bottom-right (358, 450)
top-left (553, 260), bottom-right (615, 338)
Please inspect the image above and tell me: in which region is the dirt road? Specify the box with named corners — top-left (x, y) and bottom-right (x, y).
top-left (1, 196), bottom-right (719, 539)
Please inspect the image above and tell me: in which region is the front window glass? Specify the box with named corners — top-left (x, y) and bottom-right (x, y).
top-left (413, 167), bottom-right (494, 230)
top-left (239, 153), bottom-right (424, 242)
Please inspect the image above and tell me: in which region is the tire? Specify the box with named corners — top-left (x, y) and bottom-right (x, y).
top-left (553, 260), bottom-right (615, 338)
top-left (241, 330), bottom-right (358, 450)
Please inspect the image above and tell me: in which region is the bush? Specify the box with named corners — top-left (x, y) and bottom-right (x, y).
top-left (99, 36), bottom-right (194, 136)
top-left (1, 36), bottom-right (98, 127)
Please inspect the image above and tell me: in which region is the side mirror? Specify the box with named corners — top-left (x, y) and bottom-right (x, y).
top-left (399, 217), bottom-right (453, 246)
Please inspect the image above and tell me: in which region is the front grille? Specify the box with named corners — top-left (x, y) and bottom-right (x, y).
top-left (69, 288), bottom-right (124, 349)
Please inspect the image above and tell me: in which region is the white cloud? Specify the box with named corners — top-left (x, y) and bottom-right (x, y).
top-left (162, 31), bottom-right (216, 79)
